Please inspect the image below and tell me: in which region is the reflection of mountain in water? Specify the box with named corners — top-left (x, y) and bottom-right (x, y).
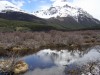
top-left (23, 46), bottom-right (100, 75)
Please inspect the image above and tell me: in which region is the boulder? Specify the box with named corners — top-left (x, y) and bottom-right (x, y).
top-left (13, 61), bottom-right (28, 74)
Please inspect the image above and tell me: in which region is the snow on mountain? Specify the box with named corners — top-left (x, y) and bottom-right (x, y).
top-left (33, 0), bottom-right (93, 22)
top-left (0, 0), bottom-right (23, 12)
top-left (0, 0), bottom-right (99, 25)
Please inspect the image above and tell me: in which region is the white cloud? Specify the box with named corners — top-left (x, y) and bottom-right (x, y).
top-left (71, 0), bottom-right (100, 20)
top-left (28, 0), bottom-right (38, 3)
top-left (38, 0), bottom-right (52, 10)
top-left (51, 0), bottom-right (66, 2)
top-left (11, 0), bottom-right (25, 8)
top-left (40, 5), bottom-right (51, 10)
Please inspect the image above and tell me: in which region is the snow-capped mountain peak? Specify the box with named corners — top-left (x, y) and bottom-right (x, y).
top-left (0, 0), bottom-right (23, 12)
top-left (33, 1), bottom-right (93, 22)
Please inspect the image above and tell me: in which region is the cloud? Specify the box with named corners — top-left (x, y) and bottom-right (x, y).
top-left (37, 0), bottom-right (52, 10)
top-left (28, 0), bottom-right (46, 3)
top-left (72, 0), bottom-right (100, 20)
top-left (40, 5), bottom-right (51, 10)
top-left (28, 0), bottom-right (38, 3)
top-left (11, 0), bottom-right (25, 8)
top-left (51, 0), bottom-right (67, 2)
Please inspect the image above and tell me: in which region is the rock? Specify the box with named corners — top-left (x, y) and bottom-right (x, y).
top-left (13, 61), bottom-right (28, 74)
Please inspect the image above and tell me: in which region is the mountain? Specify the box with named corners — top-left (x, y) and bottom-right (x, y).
top-left (0, 0), bottom-right (100, 31)
top-left (0, 1), bottom-right (45, 21)
top-left (33, 1), bottom-right (100, 30)
top-left (0, 1), bottom-right (57, 32)
top-left (33, 1), bottom-right (98, 22)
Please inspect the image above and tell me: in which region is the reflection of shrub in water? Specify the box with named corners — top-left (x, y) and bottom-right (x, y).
top-left (65, 64), bottom-right (82, 75)
top-left (81, 61), bottom-right (100, 75)
top-left (65, 61), bottom-right (100, 75)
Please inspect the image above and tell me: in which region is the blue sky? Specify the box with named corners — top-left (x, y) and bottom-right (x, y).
top-left (9, 0), bottom-right (73, 12)
top-left (10, 0), bottom-right (54, 12)
top-left (5, 0), bottom-right (100, 20)
top-left (21, 0), bottom-right (53, 12)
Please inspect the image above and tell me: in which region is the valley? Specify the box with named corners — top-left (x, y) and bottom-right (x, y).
top-left (0, 0), bottom-right (100, 75)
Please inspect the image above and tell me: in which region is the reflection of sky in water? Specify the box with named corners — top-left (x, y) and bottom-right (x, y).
top-left (75, 48), bottom-right (100, 66)
top-left (22, 46), bottom-right (100, 75)
top-left (22, 49), bottom-right (81, 70)
top-left (23, 54), bottom-right (56, 70)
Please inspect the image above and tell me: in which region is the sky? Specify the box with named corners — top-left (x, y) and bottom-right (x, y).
top-left (2, 0), bottom-right (100, 20)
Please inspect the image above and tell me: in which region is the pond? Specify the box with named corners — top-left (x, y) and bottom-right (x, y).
top-left (22, 46), bottom-right (100, 75)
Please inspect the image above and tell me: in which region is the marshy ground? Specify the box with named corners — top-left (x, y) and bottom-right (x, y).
top-left (0, 30), bottom-right (100, 75)
top-left (0, 30), bottom-right (100, 56)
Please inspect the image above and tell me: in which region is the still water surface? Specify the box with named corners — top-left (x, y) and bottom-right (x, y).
top-left (22, 46), bottom-right (100, 75)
